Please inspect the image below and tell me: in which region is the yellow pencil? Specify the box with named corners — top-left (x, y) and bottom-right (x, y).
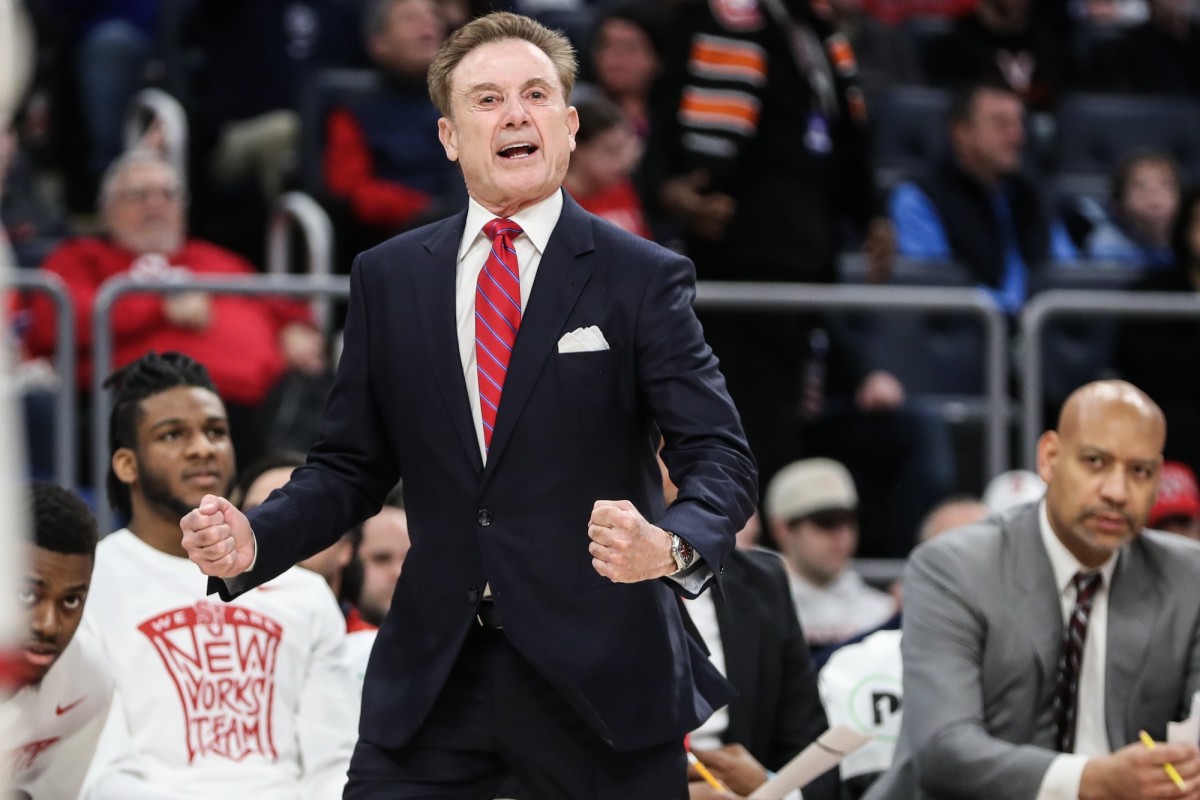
top-left (1139, 729), bottom-right (1188, 791)
top-left (687, 750), bottom-right (730, 794)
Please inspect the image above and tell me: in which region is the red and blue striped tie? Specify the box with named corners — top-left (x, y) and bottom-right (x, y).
top-left (476, 218), bottom-right (523, 452)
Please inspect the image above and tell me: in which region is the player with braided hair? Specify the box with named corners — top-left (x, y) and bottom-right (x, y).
top-left (80, 350), bottom-right (358, 799)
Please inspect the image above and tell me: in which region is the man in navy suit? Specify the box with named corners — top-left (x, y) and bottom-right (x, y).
top-left (179, 11), bottom-right (757, 800)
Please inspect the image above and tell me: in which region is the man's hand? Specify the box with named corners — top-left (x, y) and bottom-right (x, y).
top-left (1080, 740), bottom-right (1200, 800)
top-left (588, 499), bottom-right (676, 583)
top-left (659, 170), bottom-right (736, 242)
top-left (164, 291), bottom-right (212, 330)
top-left (179, 494), bottom-right (256, 578)
top-left (693, 744), bottom-right (769, 797)
top-left (279, 322), bottom-right (327, 375)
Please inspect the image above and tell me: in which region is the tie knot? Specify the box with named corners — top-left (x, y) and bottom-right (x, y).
top-left (1073, 571), bottom-right (1101, 600)
top-left (484, 218), bottom-right (522, 242)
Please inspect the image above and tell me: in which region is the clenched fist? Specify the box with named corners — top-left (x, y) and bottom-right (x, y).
top-left (179, 494), bottom-right (256, 578)
top-left (588, 499), bottom-right (676, 583)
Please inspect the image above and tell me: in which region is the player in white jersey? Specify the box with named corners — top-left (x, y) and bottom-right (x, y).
top-left (81, 352), bottom-right (357, 800)
top-left (7, 482), bottom-right (113, 799)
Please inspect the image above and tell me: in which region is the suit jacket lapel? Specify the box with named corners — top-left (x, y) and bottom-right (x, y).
top-left (419, 210), bottom-right (483, 473)
top-left (1105, 542), bottom-right (1160, 745)
top-left (1008, 509), bottom-right (1063, 687)
top-left (483, 195), bottom-right (594, 474)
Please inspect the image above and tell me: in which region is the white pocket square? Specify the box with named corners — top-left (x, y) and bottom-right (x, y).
top-left (557, 325), bottom-right (610, 353)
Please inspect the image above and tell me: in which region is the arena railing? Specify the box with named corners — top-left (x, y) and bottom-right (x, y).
top-left (694, 281), bottom-right (1010, 483)
top-left (266, 191), bottom-right (336, 332)
top-left (1020, 290), bottom-right (1200, 469)
top-left (88, 275), bottom-right (1008, 533)
top-left (90, 273), bottom-right (350, 534)
top-left (123, 87), bottom-right (189, 185)
top-left (9, 269), bottom-right (75, 487)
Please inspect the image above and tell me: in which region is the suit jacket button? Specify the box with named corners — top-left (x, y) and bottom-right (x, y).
top-left (477, 509), bottom-right (492, 526)
top-left (468, 587), bottom-right (479, 603)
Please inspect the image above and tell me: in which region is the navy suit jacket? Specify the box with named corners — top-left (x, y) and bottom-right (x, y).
top-left (214, 193), bottom-right (757, 751)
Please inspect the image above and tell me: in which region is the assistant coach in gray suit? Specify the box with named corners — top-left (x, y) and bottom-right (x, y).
top-left (868, 380), bottom-right (1200, 800)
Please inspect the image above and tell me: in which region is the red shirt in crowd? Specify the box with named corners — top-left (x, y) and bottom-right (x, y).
top-left (573, 180), bottom-right (652, 241)
top-left (25, 237), bottom-right (313, 406)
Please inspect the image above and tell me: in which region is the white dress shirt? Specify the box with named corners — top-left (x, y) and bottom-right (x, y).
top-left (1036, 501), bottom-right (1119, 800)
top-left (456, 192), bottom-right (562, 462)
top-left (455, 189), bottom-right (708, 593)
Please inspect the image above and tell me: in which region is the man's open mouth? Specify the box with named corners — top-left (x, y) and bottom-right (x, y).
top-left (498, 143), bottom-right (538, 159)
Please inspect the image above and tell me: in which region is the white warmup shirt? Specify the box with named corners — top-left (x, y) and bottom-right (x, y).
top-left (81, 529), bottom-right (358, 800)
top-left (5, 627), bottom-right (114, 797)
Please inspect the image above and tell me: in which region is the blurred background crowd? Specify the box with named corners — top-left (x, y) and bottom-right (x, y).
top-left (8, 0), bottom-right (1200, 560)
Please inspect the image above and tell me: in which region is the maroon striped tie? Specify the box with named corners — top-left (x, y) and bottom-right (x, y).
top-left (475, 218), bottom-right (523, 452)
top-left (1053, 571), bottom-right (1102, 752)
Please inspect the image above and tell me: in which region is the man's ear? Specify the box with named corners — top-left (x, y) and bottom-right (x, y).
top-left (1036, 431), bottom-right (1059, 485)
top-left (565, 105), bottom-right (579, 152)
top-left (438, 117), bottom-right (459, 162)
top-left (112, 447), bottom-right (138, 486)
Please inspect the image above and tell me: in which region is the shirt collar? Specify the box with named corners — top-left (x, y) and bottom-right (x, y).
top-left (459, 189), bottom-right (563, 263)
top-left (1038, 500), bottom-right (1119, 596)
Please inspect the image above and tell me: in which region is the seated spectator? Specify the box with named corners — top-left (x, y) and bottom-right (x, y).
top-left (1116, 187), bottom-right (1200, 478)
top-left (7, 482), bottom-right (113, 799)
top-left (889, 81), bottom-right (1077, 313)
top-left (81, 351), bottom-right (357, 798)
top-left (24, 150), bottom-right (328, 469)
top-left (563, 94), bottom-right (650, 238)
top-left (342, 484), bottom-right (409, 690)
top-left (765, 458), bottom-right (896, 658)
top-left (982, 468), bottom-right (1046, 512)
top-left (867, 380), bottom-right (1200, 800)
top-left (1081, 149), bottom-right (1180, 270)
top-left (174, 0), bottom-right (360, 258)
top-left (925, 0), bottom-right (1066, 110)
top-left (585, 3), bottom-right (664, 145)
top-left (355, 484), bottom-right (409, 629)
top-left (818, 495), bottom-right (987, 800)
top-left (323, 0), bottom-right (461, 253)
top-left (1148, 460), bottom-right (1200, 540)
top-left (683, 543), bottom-right (841, 800)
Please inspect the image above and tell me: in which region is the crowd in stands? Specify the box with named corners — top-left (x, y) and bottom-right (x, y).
top-left (9, 2), bottom-right (1200, 795)
top-left (9, 0), bottom-right (1200, 547)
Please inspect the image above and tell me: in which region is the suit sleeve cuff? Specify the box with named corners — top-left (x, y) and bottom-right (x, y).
top-left (666, 559), bottom-right (712, 597)
top-left (1036, 753), bottom-right (1087, 800)
top-left (220, 533), bottom-right (258, 595)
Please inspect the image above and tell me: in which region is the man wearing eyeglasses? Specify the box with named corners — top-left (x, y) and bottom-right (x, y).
top-left (23, 149), bottom-right (328, 468)
top-left (765, 458), bottom-right (896, 656)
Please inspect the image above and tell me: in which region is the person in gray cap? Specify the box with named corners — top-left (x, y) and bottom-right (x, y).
top-left (766, 458), bottom-right (896, 653)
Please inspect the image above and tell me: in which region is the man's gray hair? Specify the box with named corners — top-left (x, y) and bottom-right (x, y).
top-left (97, 149), bottom-right (184, 211)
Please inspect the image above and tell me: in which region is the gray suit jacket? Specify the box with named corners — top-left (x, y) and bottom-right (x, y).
top-left (866, 503), bottom-right (1200, 800)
